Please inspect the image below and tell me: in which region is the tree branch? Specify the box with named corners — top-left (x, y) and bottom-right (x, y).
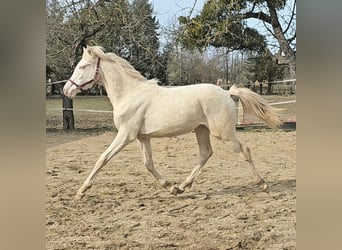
top-left (263, 21), bottom-right (276, 39)
top-left (242, 11), bottom-right (271, 24)
top-left (287, 32), bottom-right (296, 44)
top-left (188, 0), bottom-right (198, 19)
top-left (250, 2), bottom-right (256, 13)
top-left (283, 0), bottom-right (296, 35)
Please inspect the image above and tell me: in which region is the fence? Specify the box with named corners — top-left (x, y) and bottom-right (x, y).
top-left (47, 79), bottom-right (296, 95)
top-left (269, 79), bottom-right (296, 95)
top-left (46, 79), bottom-right (296, 130)
top-left (46, 79), bottom-right (107, 97)
top-left (236, 99), bottom-right (296, 129)
top-left (46, 98), bottom-right (296, 131)
top-left (216, 79), bottom-right (296, 95)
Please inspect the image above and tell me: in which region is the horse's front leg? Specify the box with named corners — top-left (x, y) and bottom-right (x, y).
top-left (137, 137), bottom-right (181, 195)
top-left (75, 129), bottom-right (134, 200)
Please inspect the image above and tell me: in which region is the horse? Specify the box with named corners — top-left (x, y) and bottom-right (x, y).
top-left (63, 46), bottom-right (282, 200)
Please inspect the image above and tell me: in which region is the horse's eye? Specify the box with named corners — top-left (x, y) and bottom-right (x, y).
top-left (79, 64), bottom-right (89, 69)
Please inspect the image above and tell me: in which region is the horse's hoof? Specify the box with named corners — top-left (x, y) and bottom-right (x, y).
top-left (179, 180), bottom-right (193, 191)
top-left (261, 183), bottom-right (269, 193)
top-left (255, 179), bottom-right (265, 185)
top-left (75, 192), bottom-right (85, 200)
top-left (170, 186), bottom-right (184, 195)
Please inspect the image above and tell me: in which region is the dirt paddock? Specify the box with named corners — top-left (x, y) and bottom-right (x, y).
top-left (46, 128), bottom-right (296, 249)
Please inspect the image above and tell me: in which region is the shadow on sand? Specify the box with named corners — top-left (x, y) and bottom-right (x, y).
top-left (177, 179), bottom-right (296, 200)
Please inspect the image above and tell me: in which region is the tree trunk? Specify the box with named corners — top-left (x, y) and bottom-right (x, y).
top-left (266, 0), bottom-right (296, 78)
top-left (225, 49), bottom-right (229, 86)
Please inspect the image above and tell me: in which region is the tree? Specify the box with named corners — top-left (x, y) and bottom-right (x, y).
top-left (247, 48), bottom-right (286, 93)
top-left (47, 0), bottom-right (104, 75)
top-left (46, 0), bottom-right (166, 129)
top-left (178, 0), bottom-right (267, 52)
top-left (158, 43), bottom-right (172, 85)
top-left (92, 0), bottom-right (131, 55)
top-left (129, 0), bottom-right (161, 79)
top-left (47, 0), bottom-right (103, 130)
top-left (165, 44), bottom-right (223, 86)
top-left (47, 0), bottom-right (165, 80)
top-left (179, 0), bottom-right (296, 78)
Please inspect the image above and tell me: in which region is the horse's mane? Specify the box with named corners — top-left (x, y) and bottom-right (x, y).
top-left (89, 46), bottom-right (155, 83)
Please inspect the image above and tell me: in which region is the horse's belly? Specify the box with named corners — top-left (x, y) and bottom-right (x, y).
top-left (139, 125), bottom-right (196, 138)
top-left (139, 106), bottom-right (205, 138)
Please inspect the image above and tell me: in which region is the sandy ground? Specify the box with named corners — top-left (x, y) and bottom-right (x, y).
top-left (46, 129), bottom-right (296, 249)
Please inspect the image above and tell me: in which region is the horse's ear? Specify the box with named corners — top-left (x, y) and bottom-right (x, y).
top-left (86, 47), bottom-right (94, 56)
top-left (83, 46), bottom-right (93, 56)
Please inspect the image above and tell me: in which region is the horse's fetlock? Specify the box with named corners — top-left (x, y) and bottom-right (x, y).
top-left (160, 180), bottom-right (171, 188)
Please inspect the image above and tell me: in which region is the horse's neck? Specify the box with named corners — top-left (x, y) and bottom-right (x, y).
top-left (101, 63), bottom-right (141, 108)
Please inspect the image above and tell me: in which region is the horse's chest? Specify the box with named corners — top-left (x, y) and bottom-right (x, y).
top-left (113, 104), bottom-right (145, 128)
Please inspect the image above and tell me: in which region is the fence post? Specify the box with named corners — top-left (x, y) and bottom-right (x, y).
top-left (57, 82), bottom-right (75, 130)
top-left (55, 81), bottom-right (75, 130)
top-left (62, 94), bottom-right (75, 130)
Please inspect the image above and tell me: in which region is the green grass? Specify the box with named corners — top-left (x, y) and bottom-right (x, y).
top-left (262, 95), bottom-right (296, 103)
top-left (232, 94), bottom-right (296, 126)
top-left (262, 95), bottom-right (296, 121)
top-left (46, 96), bottom-right (113, 130)
top-left (46, 96), bottom-right (112, 113)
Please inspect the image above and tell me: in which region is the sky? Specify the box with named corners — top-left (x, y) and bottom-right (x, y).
top-left (149, 0), bottom-right (206, 28)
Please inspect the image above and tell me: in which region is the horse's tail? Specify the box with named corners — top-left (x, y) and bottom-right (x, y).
top-left (228, 84), bottom-right (282, 128)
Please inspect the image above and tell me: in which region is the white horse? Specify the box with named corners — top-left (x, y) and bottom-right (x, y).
top-left (63, 46), bottom-right (282, 200)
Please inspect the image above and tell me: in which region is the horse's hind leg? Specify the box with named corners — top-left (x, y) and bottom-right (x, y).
top-left (178, 125), bottom-right (213, 193)
top-left (138, 137), bottom-right (180, 194)
top-left (230, 134), bottom-right (269, 192)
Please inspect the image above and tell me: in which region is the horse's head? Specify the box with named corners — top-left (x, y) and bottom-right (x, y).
top-left (63, 46), bottom-right (100, 98)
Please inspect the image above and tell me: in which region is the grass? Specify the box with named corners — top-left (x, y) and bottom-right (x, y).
top-left (46, 96), bottom-right (112, 114)
top-left (46, 96), bottom-right (113, 131)
top-left (262, 95), bottom-right (296, 121)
